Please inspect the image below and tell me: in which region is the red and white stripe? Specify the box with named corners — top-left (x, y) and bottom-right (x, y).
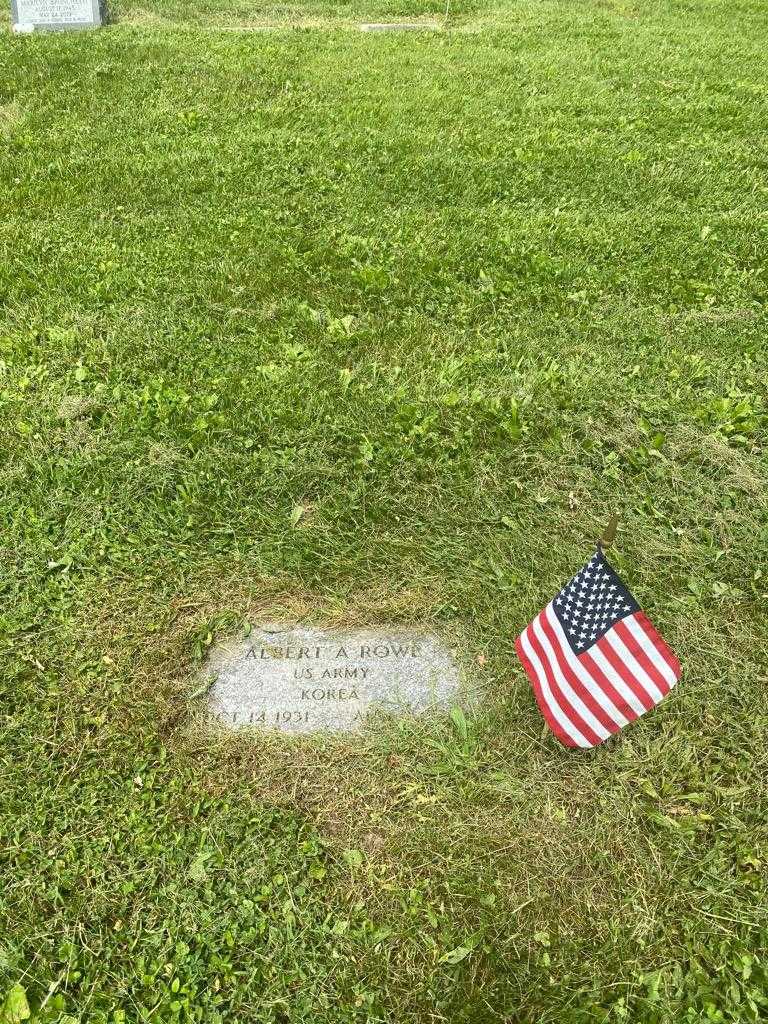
top-left (516, 603), bottom-right (681, 748)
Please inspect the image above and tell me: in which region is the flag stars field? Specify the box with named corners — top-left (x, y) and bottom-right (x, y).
top-left (554, 552), bottom-right (639, 649)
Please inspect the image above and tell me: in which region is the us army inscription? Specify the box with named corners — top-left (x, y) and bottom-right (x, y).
top-left (206, 624), bottom-right (461, 734)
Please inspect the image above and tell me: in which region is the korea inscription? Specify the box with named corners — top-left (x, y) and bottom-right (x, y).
top-left (12, 0), bottom-right (101, 32)
top-left (206, 625), bottom-right (462, 734)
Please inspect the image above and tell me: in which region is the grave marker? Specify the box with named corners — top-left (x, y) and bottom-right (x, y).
top-left (12, 0), bottom-right (101, 33)
top-left (205, 624), bottom-right (463, 734)
top-left (360, 22), bottom-right (440, 32)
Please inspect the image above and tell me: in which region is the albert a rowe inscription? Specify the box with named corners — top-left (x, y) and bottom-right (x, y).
top-left (205, 625), bottom-right (461, 734)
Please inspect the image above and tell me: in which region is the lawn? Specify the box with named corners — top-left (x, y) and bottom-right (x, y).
top-left (1, 0), bottom-right (767, 1021)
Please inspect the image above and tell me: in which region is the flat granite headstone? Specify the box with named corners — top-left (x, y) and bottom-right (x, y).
top-left (360, 23), bottom-right (440, 31)
top-left (12, 0), bottom-right (101, 32)
top-left (206, 624), bottom-right (462, 734)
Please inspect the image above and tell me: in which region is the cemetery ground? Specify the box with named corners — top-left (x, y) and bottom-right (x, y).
top-left (1, 0), bottom-right (767, 1020)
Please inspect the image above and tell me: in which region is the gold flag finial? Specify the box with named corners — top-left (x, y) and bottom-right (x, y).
top-left (599, 515), bottom-right (619, 549)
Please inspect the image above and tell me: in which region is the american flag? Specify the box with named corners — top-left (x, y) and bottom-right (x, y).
top-left (516, 546), bottom-right (681, 748)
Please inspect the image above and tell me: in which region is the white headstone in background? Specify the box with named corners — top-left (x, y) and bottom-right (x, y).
top-left (205, 624), bottom-right (463, 734)
top-left (12, 0), bottom-right (101, 32)
top-left (360, 23), bottom-right (440, 31)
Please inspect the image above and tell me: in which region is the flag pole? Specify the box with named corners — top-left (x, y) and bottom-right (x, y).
top-left (599, 515), bottom-right (619, 550)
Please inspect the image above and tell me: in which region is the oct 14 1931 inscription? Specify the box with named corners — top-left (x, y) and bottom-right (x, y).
top-left (205, 624), bottom-right (462, 734)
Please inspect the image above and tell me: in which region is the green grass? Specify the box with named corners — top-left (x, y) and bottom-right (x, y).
top-left (1, 1), bottom-right (767, 1021)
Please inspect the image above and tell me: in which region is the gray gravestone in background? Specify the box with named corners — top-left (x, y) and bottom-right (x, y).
top-left (12, 0), bottom-right (101, 32)
top-left (206, 624), bottom-right (463, 734)
top-left (360, 23), bottom-right (440, 32)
